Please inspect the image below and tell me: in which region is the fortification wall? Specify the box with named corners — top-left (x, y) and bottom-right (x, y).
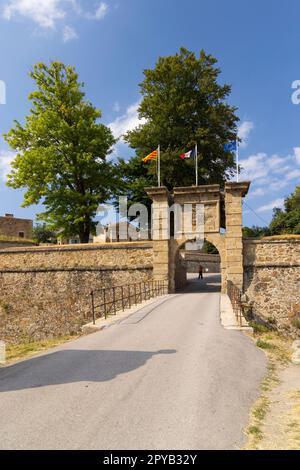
top-left (243, 238), bottom-right (300, 334)
top-left (0, 243), bottom-right (153, 343)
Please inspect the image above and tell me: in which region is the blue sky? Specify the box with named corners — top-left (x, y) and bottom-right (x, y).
top-left (0, 0), bottom-right (300, 227)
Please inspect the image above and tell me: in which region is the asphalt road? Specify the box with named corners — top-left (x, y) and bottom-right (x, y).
top-left (0, 274), bottom-right (266, 450)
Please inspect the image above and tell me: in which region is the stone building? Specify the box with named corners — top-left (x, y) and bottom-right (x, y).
top-left (0, 214), bottom-right (33, 240)
top-left (93, 221), bottom-right (140, 243)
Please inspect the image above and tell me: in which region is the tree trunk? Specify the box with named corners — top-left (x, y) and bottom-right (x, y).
top-left (79, 223), bottom-right (90, 244)
top-left (80, 232), bottom-right (90, 244)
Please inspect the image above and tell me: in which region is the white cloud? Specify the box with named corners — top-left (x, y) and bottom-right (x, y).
top-left (286, 168), bottom-right (300, 181)
top-left (257, 198), bottom-right (285, 213)
top-left (109, 101), bottom-right (146, 140)
top-left (2, 0), bottom-right (65, 29)
top-left (294, 147), bottom-right (300, 165)
top-left (240, 152), bottom-right (269, 180)
top-left (63, 24), bottom-right (77, 42)
top-left (240, 148), bottom-right (300, 183)
top-left (113, 101), bottom-right (121, 113)
top-left (0, 149), bottom-right (16, 181)
top-left (1, 0), bottom-right (110, 40)
top-left (250, 187), bottom-right (266, 197)
top-left (238, 120), bottom-right (254, 148)
top-left (85, 2), bottom-right (108, 20)
top-left (241, 146), bottom-right (300, 207)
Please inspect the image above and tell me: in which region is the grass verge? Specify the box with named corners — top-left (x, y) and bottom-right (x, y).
top-left (2, 335), bottom-right (79, 366)
top-left (244, 327), bottom-right (292, 449)
top-left (286, 391), bottom-right (300, 449)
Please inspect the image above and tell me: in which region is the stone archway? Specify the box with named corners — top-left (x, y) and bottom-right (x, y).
top-left (146, 182), bottom-right (250, 294)
top-left (170, 233), bottom-right (226, 293)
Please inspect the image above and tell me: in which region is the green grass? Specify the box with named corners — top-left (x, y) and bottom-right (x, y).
top-left (253, 398), bottom-right (269, 421)
top-left (3, 335), bottom-right (78, 365)
top-left (245, 331), bottom-right (292, 449)
top-left (248, 426), bottom-right (263, 437)
top-left (249, 321), bottom-right (271, 334)
top-left (257, 339), bottom-right (275, 350)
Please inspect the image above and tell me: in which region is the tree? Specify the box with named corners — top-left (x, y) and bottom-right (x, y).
top-left (269, 186), bottom-right (300, 235)
top-left (242, 226), bottom-right (270, 238)
top-left (202, 240), bottom-right (219, 254)
top-left (118, 48), bottom-right (239, 203)
top-left (33, 223), bottom-right (56, 244)
top-left (4, 61), bottom-right (116, 243)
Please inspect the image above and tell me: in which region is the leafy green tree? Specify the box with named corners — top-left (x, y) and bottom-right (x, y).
top-left (202, 240), bottom-right (219, 254)
top-left (269, 185), bottom-right (300, 234)
top-left (242, 226), bottom-right (270, 238)
top-left (33, 223), bottom-right (56, 244)
top-left (119, 48), bottom-right (239, 203)
top-left (4, 61), bottom-right (116, 243)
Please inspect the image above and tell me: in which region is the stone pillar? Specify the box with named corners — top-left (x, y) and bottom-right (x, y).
top-left (225, 182), bottom-right (250, 291)
top-left (145, 187), bottom-right (171, 290)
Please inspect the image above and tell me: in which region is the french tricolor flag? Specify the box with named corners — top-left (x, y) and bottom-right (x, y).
top-left (180, 148), bottom-right (196, 159)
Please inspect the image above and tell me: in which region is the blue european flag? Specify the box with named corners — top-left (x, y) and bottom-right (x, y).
top-left (224, 141), bottom-right (237, 152)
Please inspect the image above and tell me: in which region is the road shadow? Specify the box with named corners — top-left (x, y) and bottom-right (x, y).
top-left (179, 274), bottom-right (221, 294)
top-left (0, 349), bottom-right (176, 393)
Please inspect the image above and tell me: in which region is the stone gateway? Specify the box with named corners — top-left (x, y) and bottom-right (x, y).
top-left (0, 183), bottom-right (299, 343)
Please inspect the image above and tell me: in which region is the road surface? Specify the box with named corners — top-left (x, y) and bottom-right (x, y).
top-left (0, 274), bottom-right (266, 450)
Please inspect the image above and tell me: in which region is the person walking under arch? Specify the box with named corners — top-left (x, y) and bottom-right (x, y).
top-left (198, 264), bottom-right (203, 280)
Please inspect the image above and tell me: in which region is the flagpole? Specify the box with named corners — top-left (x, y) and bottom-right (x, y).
top-left (236, 139), bottom-right (239, 183)
top-left (195, 144), bottom-right (198, 186)
top-left (158, 145), bottom-right (161, 187)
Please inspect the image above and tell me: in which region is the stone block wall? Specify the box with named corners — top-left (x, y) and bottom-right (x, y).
top-left (244, 239), bottom-right (300, 334)
top-left (0, 242), bottom-right (153, 344)
top-left (0, 216), bottom-right (33, 239)
top-left (183, 252), bottom-right (221, 273)
top-left (225, 182), bottom-right (250, 290)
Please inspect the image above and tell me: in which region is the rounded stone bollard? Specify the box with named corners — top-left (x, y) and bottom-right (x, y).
top-left (291, 340), bottom-right (300, 365)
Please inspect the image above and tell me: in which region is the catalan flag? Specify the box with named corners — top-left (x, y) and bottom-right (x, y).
top-left (143, 149), bottom-right (158, 163)
top-left (142, 146), bottom-right (161, 187)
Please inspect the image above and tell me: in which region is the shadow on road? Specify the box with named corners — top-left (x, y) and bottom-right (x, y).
top-left (0, 349), bottom-right (176, 393)
top-left (179, 273), bottom-right (221, 294)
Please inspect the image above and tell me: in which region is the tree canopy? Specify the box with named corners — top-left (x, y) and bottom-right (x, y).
top-left (243, 185), bottom-right (300, 237)
top-left (242, 225), bottom-right (270, 238)
top-left (118, 48), bottom-right (239, 205)
top-left (269, 185), bottom-right (300, 235)
top-left (33, 223), bottom-right (56, 244)
top-left (4, 61), bottom-right (116, 243)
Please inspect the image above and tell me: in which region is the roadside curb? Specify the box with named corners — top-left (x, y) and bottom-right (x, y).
top-left (82, 294), bottom-right (170, 334)
top-left (220, 294), bottom-right (253, 332)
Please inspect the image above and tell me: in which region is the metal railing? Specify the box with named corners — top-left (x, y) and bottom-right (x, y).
top-left (227, 280), bottom-right (243, 327)
top-left (90, 280), bottom-right (168, 325)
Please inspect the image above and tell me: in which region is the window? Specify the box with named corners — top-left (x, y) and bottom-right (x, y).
top-left (19, 232), bottom-right (24, 238)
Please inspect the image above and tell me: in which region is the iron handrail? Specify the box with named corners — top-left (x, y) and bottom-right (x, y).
top-left (90, 280), bottom-right (168, 325)
top-left (227, 280), bottom-right (243, 327)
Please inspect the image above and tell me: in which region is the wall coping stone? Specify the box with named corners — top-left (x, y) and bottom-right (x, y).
top-left (244, 238), bottom-right (300, 245)
top-left (244, 263), bottom-right (300, 268)
top-left (0, 241), bottom-right (153, 255)
top-left (0, 265), bottom-right (153, 274)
